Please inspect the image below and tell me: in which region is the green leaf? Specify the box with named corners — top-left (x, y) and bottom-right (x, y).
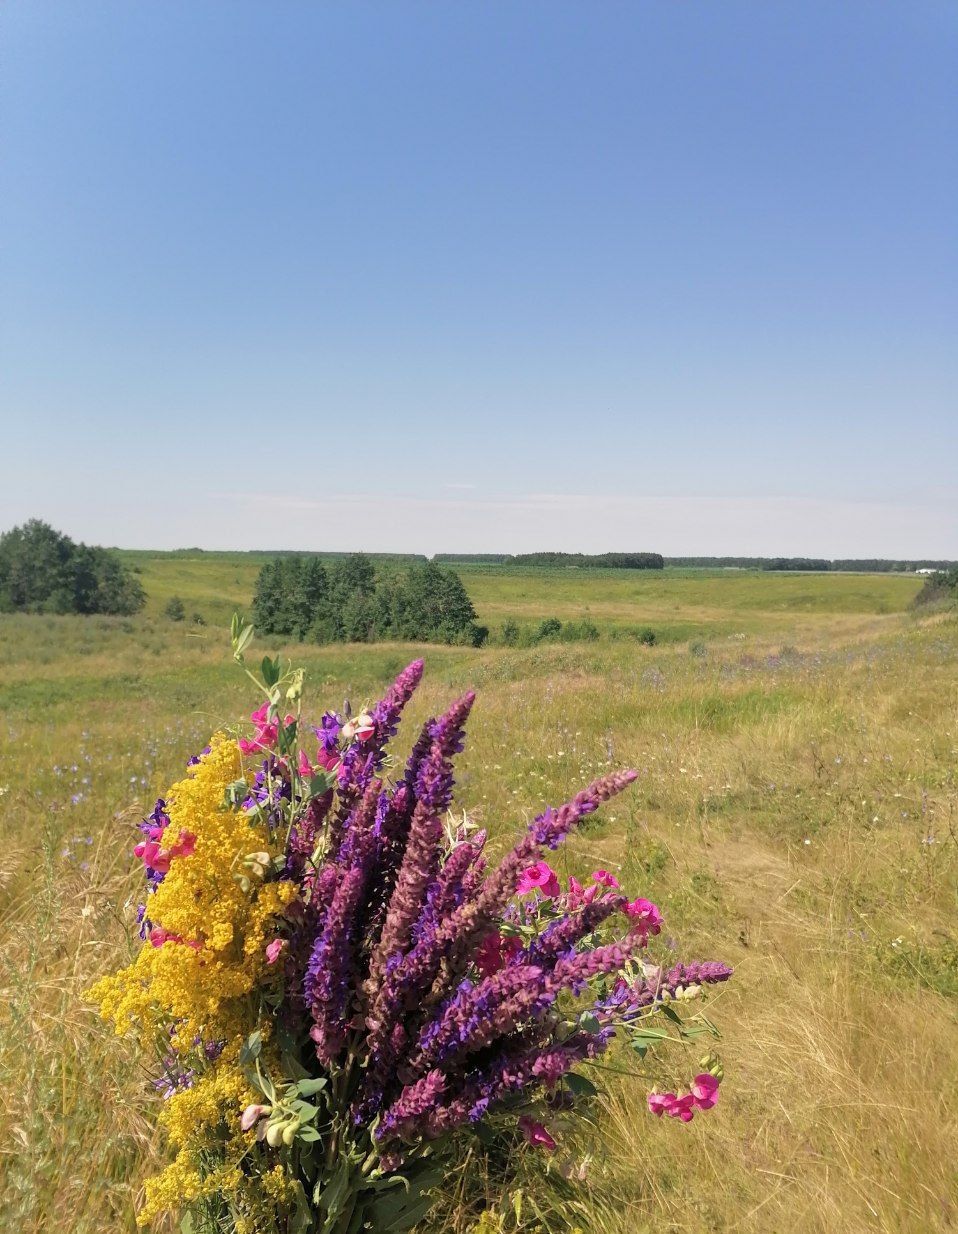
top-left (629, 1025), bottom-right (671, 1043)
top-left (261, 655), bottom-right (280, 687)
top-left (288, 1181), bottom-right (313, 1234)
top-left (239, 1029), bottom-right (262, 1065)
top-left (563, 1071), bottom-right (599, 1098)
top-left (180, 1214), bottom-right (195, 1234)
top-left (678, 1022), bottom-right (713, 1040)
top-left (290, 1099), bottom-right (320, 1123)
top-left (315, 1159), bottom-right (351, 1220)
top-left (296, 1076), bottom-right (329, 1097)
top-left (578, 1012), bottom-right (602, 1035)
top-left (231, 616), bottom-right (254, 662)
top-left (366, 1163), bottom-right (444, 1232)
top-left (309, 772), bottom-right (334, 797)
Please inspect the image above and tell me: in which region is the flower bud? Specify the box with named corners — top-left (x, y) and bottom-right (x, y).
top-left (265, 1121), bottom-right (285, 1148)
top-left (282, 1118), bottom-right (301, 1146)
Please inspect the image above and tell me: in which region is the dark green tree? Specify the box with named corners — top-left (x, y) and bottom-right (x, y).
top-left (0, 520), bottom-right (144, 615)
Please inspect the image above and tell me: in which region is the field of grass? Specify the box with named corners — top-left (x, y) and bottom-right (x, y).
top-left (1, 565), bottom-right (955, 1233)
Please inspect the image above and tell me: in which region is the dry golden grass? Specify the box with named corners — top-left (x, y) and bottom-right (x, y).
top-left (0, 574), bottom-right (955, 1233)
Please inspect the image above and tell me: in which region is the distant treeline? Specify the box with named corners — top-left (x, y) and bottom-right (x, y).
top-left (252, 553), bottom-right (487, 646)
top-left (664, 557), bottom-right (958, 572)
top-left (0, 520), bottom-right (145, 615)
top-left (434, 552), bottom-right (664, 570)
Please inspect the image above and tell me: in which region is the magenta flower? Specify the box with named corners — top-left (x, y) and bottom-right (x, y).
top-left (475, 931), bottom-right (522, 977)
top-left (623, 897), bottom-right (663, 942)
top-left (168, 830), bottom-right (196, 860)
top-left (591, 869), bottom-right (620, 889)
top-left (647, 1091), bottom-right (674, 1117)
top-left (666, 1092), bottom-right (696, 1122)
top-left (566, 875), bottom-right (599, 909)
top-left (134, 829), bottom-right (195, 877)
top-left (238, 704), bottom-right (294, 755)
top-left (265, 939), bottom-right (287, 965)
top-left (518, 1115), bottom-right (557, 1151)
top-left (648, 1075), bottom-right (720, 1123)
top-left (516, 860), bottom-right (561, 898)
top-left (691, 1073), bottom-right (720, 1110)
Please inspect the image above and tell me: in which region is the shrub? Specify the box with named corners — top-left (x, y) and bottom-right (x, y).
top-left (0, 519), bottom-right (145, 615)
top-left (164, 596), bottom-right (186, 622)
top-left (500, 620), bottom-right (520, 646)
top-left (638, 627), bottom-right (657, 646)
top-left (535, 617), bottom-right (563, 641)
top-left (558, 620), bottom-right (600, 642)
top-left (913, 568), bottom-right (958, 607)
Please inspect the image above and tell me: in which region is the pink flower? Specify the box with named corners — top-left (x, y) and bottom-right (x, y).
top-left (237, 704), bottom-right (294, 755)
top-left (647, 1091), bottom-right (675, 1117)
top-left (265, 939), bottom-right (287, 965)
top-left (475, 931), bottom-right (522, 977)
top-left (690, 1073), bottom-right (720, 1110)
top-left (134, 839), bottom-right (170, 874)
top-left (315, 747), bottom-right (341, 773)
top-left (666, 1093), bottom-right (696, 1122)
top-left (648, 1075), bottom-right (720, 1123)
top-left (566, 875), bottom-right (601, 909)
top-left (591, 869), bottom-right (620, 889)
top-left (168, 830), bottom-right (196, 860)
top-left (342, 712), bottom-right (375, 742)
top-left (623, 897), bottom-right (663, 942)
top-left (516, 860), bottom-right (561, 899)
top-left (240, 1103), bottom-right (270, 1132)
top-left (297, 749), bottom-right (314, 777)
top-left (518, 1116), bottom-right (557, 1151)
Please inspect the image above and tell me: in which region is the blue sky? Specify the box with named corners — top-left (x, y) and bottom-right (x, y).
top-left (2, 1), bottom-right (955, 555)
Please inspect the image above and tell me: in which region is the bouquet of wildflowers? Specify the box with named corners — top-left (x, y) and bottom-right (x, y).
top-left (92, 619), bottom-right (732, 1233)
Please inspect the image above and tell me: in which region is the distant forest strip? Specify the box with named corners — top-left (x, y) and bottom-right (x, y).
top-left (435, 555), bottom-right (957, 572)
top-left (111, 546), bottom-right (957, 574)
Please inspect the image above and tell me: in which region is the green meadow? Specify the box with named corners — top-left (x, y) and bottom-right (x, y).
top-left (2, 562), bottom-right (956, 1233)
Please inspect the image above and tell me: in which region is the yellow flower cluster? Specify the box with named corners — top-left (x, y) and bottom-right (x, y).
top-left (92, 734), bottom-right (297, 1043)
top-left (141, 1067), bottom-right (252, 1223)
top-left (89, 734), bottom-right (301, 1227)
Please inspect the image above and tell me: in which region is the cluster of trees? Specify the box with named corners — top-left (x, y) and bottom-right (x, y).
top-left (252, 554), bottom-right (487, 646)
top-left (0, 520), bottom-right (145, 615)
top-left (914, 569), bottom-right (958, 607)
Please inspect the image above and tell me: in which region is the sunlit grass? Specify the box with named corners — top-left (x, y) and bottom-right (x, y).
top-left (0, 568), bottom-right (954, 1232)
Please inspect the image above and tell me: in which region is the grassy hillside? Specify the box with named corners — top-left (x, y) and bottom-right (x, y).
top-left (0, 566), bottom-right (954, 1233)
top-left (118, 550), bottom-right (923, 640)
